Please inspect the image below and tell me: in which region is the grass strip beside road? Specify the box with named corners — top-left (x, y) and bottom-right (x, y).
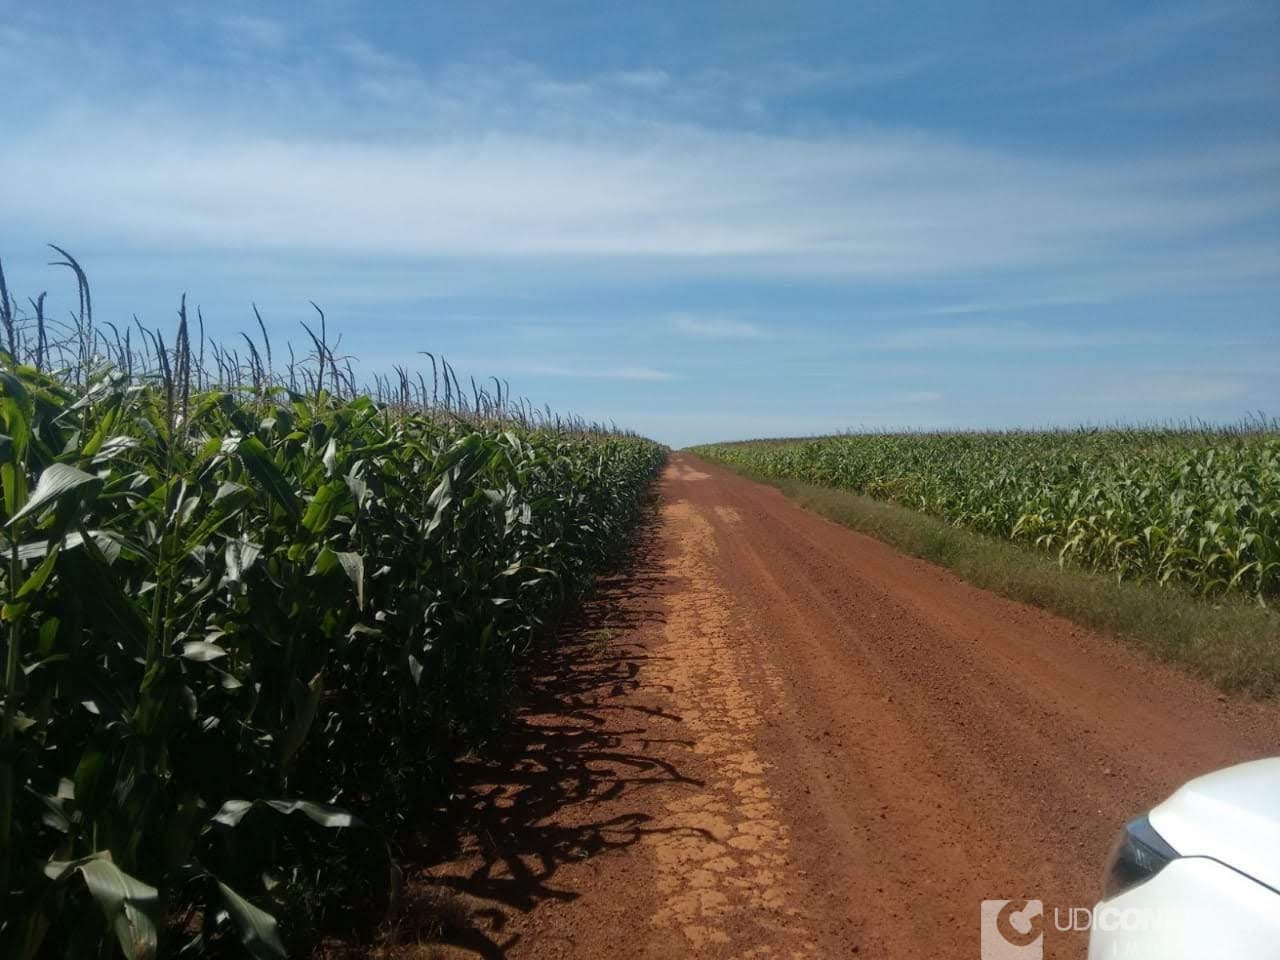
top-left (727, 468), bottom-right (1280, 698)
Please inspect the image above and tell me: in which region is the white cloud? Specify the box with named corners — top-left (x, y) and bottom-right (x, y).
top-left (5, 114), bottom-right (1277, 286)
top-left (609, 69), bottom-right (671, 91)
top-left (1, 32), bottom-right (1277, 294)
top-left (921, 295), bottom-right (1109, 316)
top-left (671, 314), bottom-right (767, 339)
top-left (1083, 371), bottom-right (1254, 406)
top-left (870, 322), bottom-right (1161, 352)
top-left (612, 366), bottom-right (676, 381)
top-left (893, 391), bottom-right (943, 404)
top-left (216, 14), bottom-right (286, 50)
top-left (1025, 4), bottom-right (1253, 88)
top-left (514, 363), bottom-right (676, 381)
top-left (334, 35), bottom-right (408, 73)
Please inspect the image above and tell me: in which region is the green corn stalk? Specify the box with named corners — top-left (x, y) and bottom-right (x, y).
top-left (694, 425), bottom-right (1280, 602)
top-left (0, 250), bottom-right (666, 958)
top-left (0, 370), bottom-right (31, 898)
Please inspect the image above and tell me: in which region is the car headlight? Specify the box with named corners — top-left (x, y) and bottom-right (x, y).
top-left (1102, 815), bottom-right (1180, 899)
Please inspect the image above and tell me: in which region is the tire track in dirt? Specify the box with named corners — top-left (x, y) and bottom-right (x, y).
top-left (398, 455), bottom-right (1280, 960)
top-left (640, 496), bottom-right (818, 957)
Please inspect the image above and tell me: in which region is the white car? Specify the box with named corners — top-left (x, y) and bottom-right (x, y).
top-left (1089, 757), bottom-right (1280, 958)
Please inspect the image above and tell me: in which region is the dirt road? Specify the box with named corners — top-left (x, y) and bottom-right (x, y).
top-left (414, 455), bottom-right (1280, 959)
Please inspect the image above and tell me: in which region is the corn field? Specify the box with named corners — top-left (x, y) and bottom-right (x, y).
top-left (0, 251), bottom-right (665, 958)
top-left (694, 428), bottom-right (1280, 601)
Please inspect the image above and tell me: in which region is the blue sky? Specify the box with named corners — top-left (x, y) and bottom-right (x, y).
top-left (0, 1), bottom-right (1277, 446)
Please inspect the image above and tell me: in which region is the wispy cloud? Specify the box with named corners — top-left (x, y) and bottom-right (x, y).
top-left (215, 14), bottom-right (287, 50)
top-left (892, 391), bottom-right (943, 404)
top-left (609, 68), bottom-right (671, 91)
top-left (2, 27), bottom-right (1276, 294)
top-left (671, 314), bottom-right (767, 339)
top-left (0, 4), bottom-right (1275, 447)
top-left (871, 322), bottom-right (1161, 352)
top-left (921, 295), bottom-right (1110, 316)
top-left (1028, 3), bottom-right (1253, 88)
top-left (514, 363), bottom-right (676, 381)
top-left (335, 35), bottom-right (410, 74)
top-left (1078, 371), bottom-right (1256, 407)
top-left (1087, 67), bottom-right (1280, 113)
top-left (5, 114), bottom-right (1277, 284)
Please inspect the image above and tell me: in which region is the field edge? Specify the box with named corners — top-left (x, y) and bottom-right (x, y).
top-left (706, 461), bottom-right (1280, 698)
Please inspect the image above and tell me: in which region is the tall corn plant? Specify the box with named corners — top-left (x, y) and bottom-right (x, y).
top-left (0, 252), bottom-right (665, 959)
top-left (695, 427), bottom-right (1280, 602)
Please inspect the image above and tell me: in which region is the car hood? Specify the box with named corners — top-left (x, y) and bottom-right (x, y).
top-left (1148, 757), bottom-right (1280, 893)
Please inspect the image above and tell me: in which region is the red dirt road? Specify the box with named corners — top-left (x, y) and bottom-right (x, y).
top-left (414, 455), bottom-right (1280, 959)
